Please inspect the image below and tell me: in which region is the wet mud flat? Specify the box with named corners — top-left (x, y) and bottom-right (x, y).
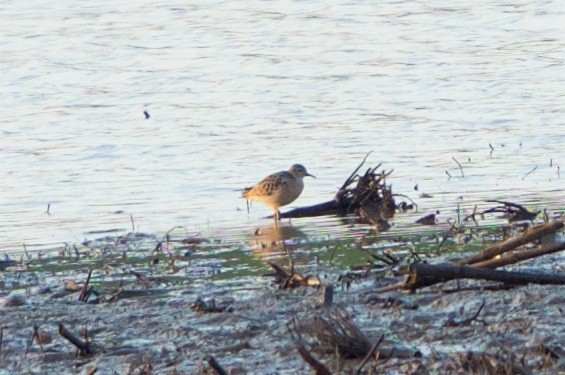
top-left (0, 224), bottom-right (564, 374)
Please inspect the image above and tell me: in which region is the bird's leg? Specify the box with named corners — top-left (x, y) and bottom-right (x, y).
top-left (273, 210), bottom-right (280, 228)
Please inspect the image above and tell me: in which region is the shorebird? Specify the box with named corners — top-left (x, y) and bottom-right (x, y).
top-left (242, 164), bottom-right (315, 221)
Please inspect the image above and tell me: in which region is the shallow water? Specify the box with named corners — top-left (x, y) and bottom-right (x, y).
top-left (1, 0), bottom-right (563, 252)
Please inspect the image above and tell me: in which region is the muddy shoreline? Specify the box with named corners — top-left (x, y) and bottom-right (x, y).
top-left (0, 224), bottom-right (564, 374)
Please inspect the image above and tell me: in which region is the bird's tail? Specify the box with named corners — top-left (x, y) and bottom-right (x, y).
top-left (241, 187), bottom-right (252, 199)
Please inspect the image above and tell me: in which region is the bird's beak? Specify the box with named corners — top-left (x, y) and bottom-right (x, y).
top-left (306, 173), bottom-right (316, 178)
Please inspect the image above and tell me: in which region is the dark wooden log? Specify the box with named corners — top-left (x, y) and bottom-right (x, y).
top-left (277, 200), bottom-right (344, 219)
top-left (405, 262), bottom-right (565, 291)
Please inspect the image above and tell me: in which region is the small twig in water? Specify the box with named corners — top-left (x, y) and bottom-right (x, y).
top-left (452, 156), bottom-right (464, 177)
top-left (79, 269), bottom-right (93, 302)
top-left (521, 165), bottom-right (538, 180)
top-left (45, 203), bottom-right (51, 215)
top-left (356, 334), bottom-right (385, 374)
top-left (328, 244), bottom-right (339, 264)
top-left (22, 243), bottom-right (31, 261)
top-left (33, 324), bottom-right (45, 352)
top-left (445, 170), bottom-right (452, 179)
top-left (489, 143), bottom-right (494, 155)
top-left (130, 214), bottom-right (135, 232)
top-left (444, 299), bottom-right (486, 327)
top-left (207, 355), bottom-right (228, 375)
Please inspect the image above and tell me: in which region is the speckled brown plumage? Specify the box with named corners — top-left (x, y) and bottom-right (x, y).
top-left (242, 164), bottom-right (315, 221)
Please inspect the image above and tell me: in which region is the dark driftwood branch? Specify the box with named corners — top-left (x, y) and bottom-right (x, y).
top-left (207, 356), bottom-right (228, 375)
top-left (276, 156), bottom-right (398, 226)
top-left (404, 262), bottom-right (565, 291)
top-left (470, 241), bottom-right (565, 269)
top-left (296, 344), bottom-right (333, 375)
top-left (278, 200), bottom-right (342, 219)
top-left (483, 199), bottom-right (539, 222)
top-left (58, 324), bottom-right (91, 356)
top-left (455, 221), bottom-right (563, 266)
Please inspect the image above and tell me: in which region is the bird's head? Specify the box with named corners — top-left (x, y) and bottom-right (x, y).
top-left (289, 164), bottom-right (315, 179)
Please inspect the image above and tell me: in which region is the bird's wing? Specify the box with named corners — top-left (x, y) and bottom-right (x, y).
top-left (257, 171), bottom-right (293, 196)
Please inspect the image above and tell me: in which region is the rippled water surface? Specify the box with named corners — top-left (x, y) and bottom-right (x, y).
top-left (1, 0), bottom-right (563, 252)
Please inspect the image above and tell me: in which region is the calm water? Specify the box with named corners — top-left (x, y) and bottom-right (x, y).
top-left (1, 0), bottom-right (563, 252)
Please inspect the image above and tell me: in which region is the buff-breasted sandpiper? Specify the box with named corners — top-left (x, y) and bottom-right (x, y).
top-left (242, 164), bottom-right (315, 221)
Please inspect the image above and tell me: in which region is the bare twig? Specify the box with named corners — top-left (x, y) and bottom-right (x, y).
top-left (356, 334), bottom-right (385, 374)
top-left (452, 156), bottom-right (464, 177)
top-left (79, 269), bottom-right (93, 302)
top-left (444, 300), bottom-right (485, 327)
top-left (340, 151), bottom-right (373, 191)
top-left (522, 165), bottom-right (538, 180)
